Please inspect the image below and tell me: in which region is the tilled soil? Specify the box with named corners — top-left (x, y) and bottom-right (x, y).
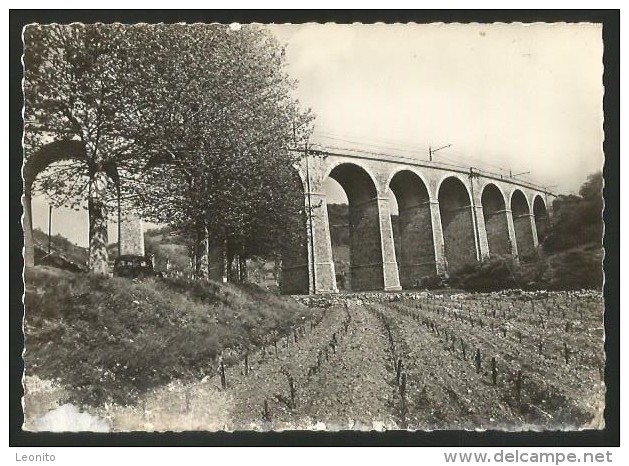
top-left (194, 292), bottom-right (605, 431)
top-left (30, 292), bottom-right (599, 432)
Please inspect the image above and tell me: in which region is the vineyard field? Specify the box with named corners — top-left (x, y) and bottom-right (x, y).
top-left (190, 291), bottom-right (605, 431)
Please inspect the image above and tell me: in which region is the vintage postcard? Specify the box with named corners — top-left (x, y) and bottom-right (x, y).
top-left (21, 21), bottom-right (605, 433)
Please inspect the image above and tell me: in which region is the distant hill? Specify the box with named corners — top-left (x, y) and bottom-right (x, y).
top-left (32, 228), bottom-right (88, 272)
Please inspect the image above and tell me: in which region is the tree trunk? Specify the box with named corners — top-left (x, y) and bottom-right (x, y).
top-left (23, 192), bottom-right (35, 267)
top-left (239, 256), bottom-right (248, 282)
top-left (225, 250), bottom-right (234, 283)
top-left (88, 170), bottom-right (109, 275)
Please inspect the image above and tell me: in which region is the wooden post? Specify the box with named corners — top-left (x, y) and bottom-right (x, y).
top-left (244, 354), bottom-right (249, 376)
top-left (475, 349), bottom-right (481, 374)
top-left (515, 370), bottom-right (522, 404)
top-left (263, 399), bottom-right (271, 422)
top-left (287, 372), bottom-right (296, 410)
top-left (220, 361), bottom-right (226, 389)
top-left (491, 357), bottom-right (497, 386)
top-left (563, 342), bottom-right (570, 364)
top-left (400, 373), bottom-right (407, 418)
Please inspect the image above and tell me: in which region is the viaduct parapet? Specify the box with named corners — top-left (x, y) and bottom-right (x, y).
top-left (281, 149), bottom-right (553, 294)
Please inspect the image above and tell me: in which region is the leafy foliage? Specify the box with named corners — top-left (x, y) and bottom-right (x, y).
top-left (543, 172), bottom-right (603, 252)
top-left (124, 25), bottom-right (314, 269)
top-left (24, 24), bottom-right (313, 275)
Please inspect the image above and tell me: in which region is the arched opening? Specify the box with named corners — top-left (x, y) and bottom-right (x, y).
top-left (481, 184), bottom-right (511, 257)
top-left (326, 163), bottom-right (383, 291)
top-left (24, 140), bottom-right (89, 268)
top-left (24, 139), bottom-right (122, 274)
top-left (280, 171), bottom-right (310, 294)
top-left (388, 170), bottom-right (435, 288)
top-left (438, 177), bottom-right (477, 271)
top-left (511, 190), bottom-right (535, 259)
top-left (533, 195), bottom-right (549, 243)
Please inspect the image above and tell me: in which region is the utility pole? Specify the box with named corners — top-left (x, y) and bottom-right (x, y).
top-left (304, 141), bottom-right (316, 294)
top-left (429, 144), bottom-right (452, 162)
top-left (47, 205), bottom-right (53, 255)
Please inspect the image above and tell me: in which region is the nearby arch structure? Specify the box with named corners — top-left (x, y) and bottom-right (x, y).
top-left (23, 139), bottom-right (145, 270)
top-left (281, 148), bottom-right (554, 294)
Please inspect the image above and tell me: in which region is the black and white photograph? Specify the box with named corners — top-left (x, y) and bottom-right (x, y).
top-left (18, 17), bottom-right (610, 436)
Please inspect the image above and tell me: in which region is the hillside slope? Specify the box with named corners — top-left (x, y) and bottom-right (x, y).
top-left (24, 266), bottom-right (311, 406)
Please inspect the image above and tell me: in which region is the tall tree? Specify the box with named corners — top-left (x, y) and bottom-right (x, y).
top-left (129, 24), bottom-right (314, 279)
top-left (544, 171), bottom-right (604, 252)
top-left (23, 24), bottom-right (141, 273)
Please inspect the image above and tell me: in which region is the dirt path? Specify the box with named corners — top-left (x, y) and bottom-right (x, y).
top-left (293, 303), bottom-right (399, 430)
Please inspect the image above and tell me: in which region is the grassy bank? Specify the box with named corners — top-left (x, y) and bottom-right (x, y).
top-left (23, 266), bottom-right (310, 407)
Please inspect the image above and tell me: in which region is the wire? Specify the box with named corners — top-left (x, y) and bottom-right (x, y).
top-left (313, 131), bottom-right (430, 157)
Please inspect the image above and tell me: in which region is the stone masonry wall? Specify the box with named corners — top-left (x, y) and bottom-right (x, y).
top-left (119, 212), bottom-right (144, 256)
top-left (397, 203), bottom-right (436, 287)
top-left (349, 199), bottom-right (384, 290)
top-left (484, 211), bottom-right (511, 257)
top-left (441, 206), bottom-right (477, 271)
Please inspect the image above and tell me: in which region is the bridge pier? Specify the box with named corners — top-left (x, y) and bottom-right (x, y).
top-left (505, 209), bottom-right (519, 260)
top-left (119, 211), bottom-right (145, 256)
top-left (473, 203), bottom-right (490, 260)
top-left (397, 201), bottom-right (436, 287)
top-left (429, 200), bottom-right (447, 276)
top-left (309, 192), bottom-right (338, 293)
top-left (375, 196), bottom-right (402, 291)
top-left (513, 213), bottom-right (536, 259)
top-left (529, 213), bottom-right (540, 248)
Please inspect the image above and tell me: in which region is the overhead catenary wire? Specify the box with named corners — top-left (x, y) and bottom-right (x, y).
top-left (313, 129), bottom-right (541, 183)
top-left (292, 142), bottom-right (554, 195)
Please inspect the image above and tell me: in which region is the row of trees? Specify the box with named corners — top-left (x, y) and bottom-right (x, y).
top-left (24, 24), bottom-right (313, 276)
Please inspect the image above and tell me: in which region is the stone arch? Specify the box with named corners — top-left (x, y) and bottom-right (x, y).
top-left (511, 189), bottom-right (535, 259)
top-left (532, 195), bottom-right (549, 243)
top-left (438, 176), bottom-right (477, 271)
top-left (388, 169), bottom-right (435, 288)
top-left (321, 158), bottom-right (381, 195)
top-left (480, 183), bottom-right (511, 257)
top-left (280, 169), bottom-right (310, 294)
top-left (23, 139), bottom-right (122, 272)
top-left (327, 163), bottom-right (383, 291)
top-left (23, 140), bottom-right (88, 267)
top-left (436, 172), bottom-right (472, 203)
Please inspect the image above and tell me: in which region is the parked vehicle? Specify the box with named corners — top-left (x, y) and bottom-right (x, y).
top-left (113, 255), bottom-right (161, 278)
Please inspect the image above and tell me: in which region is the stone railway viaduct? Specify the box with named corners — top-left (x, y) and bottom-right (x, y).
top-left (279, 148), bottom-right (553, 294)
top-left (23, 141), bottom-right (553, 295)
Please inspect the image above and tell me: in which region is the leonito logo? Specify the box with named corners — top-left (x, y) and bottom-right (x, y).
top-left (15, 453), bottom-right (55, 462)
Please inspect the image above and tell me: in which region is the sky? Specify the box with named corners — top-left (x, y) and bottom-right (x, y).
top-left (30, 22), bottom-right (604, 247)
